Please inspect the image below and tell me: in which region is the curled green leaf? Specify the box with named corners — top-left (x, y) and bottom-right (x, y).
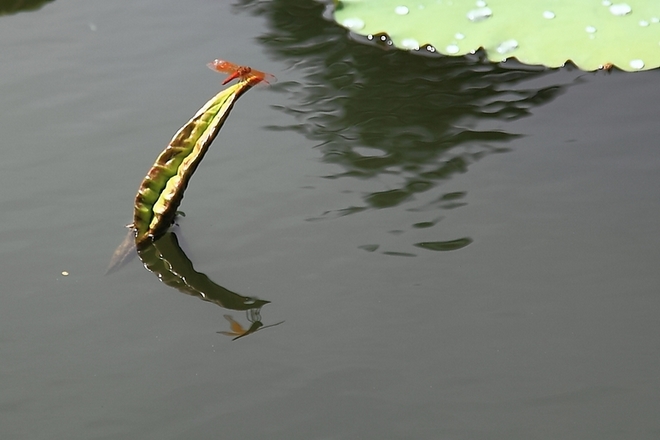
top-left (133, 77), bottom-right (260, 249)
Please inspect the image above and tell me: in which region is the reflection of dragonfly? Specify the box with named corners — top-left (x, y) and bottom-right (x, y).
top-left (207, 59), bottom-right (276, 85)
top-left (218, 310), bottom-right (284, 341)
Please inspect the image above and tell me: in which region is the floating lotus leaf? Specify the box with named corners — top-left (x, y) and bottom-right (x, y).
top-left (108, 64), bottom-right (269, 273)
top-left (333, 0), bottom-right (660, 71)
top-left (133, 77), bottom-right (260, 249)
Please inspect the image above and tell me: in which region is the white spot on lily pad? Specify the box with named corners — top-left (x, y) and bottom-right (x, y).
top-left (630, 59), bottom-right (644, 69)
top-left (454, 33), bottom-right (465, 40)
top-left (476, 0), bottom-right (487, 7)
top-left (496, 39), bottom-right (518, 55)
top-left (609, 3), bottom-right (632, 16)
top-left (342, 17), bottom-right (365, 31)
top-left (467, 7), bottom-right (492, 22)
top-left (639, 20), bottom-right (649, 27)
top-left (401, 38), bottom-right (420, 50)
top-left (395, 6), bottom-right (409, 15)
top-left (586, 26), bottom-right (597, 33)
top-left (446, 44), bottom-right (460, 54)
top-left (543, 11), bottom-right (555, 19)
top-left (602, 0), bottom-right (612, 5)
top-left (651, 17), bottom-right (659, 23)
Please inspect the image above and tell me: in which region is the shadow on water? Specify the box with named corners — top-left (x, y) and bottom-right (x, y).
top-left (137, 231), bottom-right (281, 340)
top-left (236, 0), bottom-right (575, 251)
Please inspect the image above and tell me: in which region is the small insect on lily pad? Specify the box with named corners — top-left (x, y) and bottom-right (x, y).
top-left (333, 0), bottom-right (660, 71)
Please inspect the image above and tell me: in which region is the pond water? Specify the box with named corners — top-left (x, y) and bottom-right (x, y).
top-left (1, 1), bottom-right (659, 439)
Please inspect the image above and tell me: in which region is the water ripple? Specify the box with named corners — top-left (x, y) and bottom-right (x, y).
top-left (237, 0), bottom-right (571, 252)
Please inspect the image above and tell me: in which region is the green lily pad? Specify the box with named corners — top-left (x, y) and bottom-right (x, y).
top-left (333, 0), bottom-right (660, 71)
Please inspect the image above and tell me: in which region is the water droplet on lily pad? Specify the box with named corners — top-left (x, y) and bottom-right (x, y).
top-left (609, 3), bottom-right (632, 16)
top-left (496, 39), bottom-right (518, 55)
top-left (467, 7), bottom-right (492, 22)
top-left (423, 44), bottom-right (437, 53)
top-left (332, 0), bottom-right (660, 71)
top-left (630, 59), bottom-right (645, 69)
top-left (342, 17), bottom-right (365, 31)
top-left (368, 32), bottom-right (393, 46)
top-left (395, 5), bottom-right (409, 15)
top-left (402, 38), bottom-right (420, 50)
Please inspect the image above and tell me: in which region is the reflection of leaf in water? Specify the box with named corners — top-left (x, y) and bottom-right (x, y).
top-left (411, 217), bottom-right (441, 229)
top-left (366, 188), bottom-right (412, 208)
top-left (410, 191), bottom-right (468, 212)
top-left (414, 238), bottom-right (473, 252)
top-left (382, 251), bottom-right (417, 257)
top-left (138, 232), bottom-right (270, 311)
top-left (237, 0), bottom-right (569, 219)
top-left (0, 0), bottom-right (54, 16)
top-left (135, 232), bottom-right (281, 339)
top-left (306, 205), bottom-right (366, 221)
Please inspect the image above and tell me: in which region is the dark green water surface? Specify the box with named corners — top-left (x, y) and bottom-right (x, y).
top-left (1, 1), bottom-right (659, 439)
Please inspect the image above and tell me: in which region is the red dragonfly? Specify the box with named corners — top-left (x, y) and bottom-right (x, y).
top-left (207, 59), bottom-right (276, 86)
